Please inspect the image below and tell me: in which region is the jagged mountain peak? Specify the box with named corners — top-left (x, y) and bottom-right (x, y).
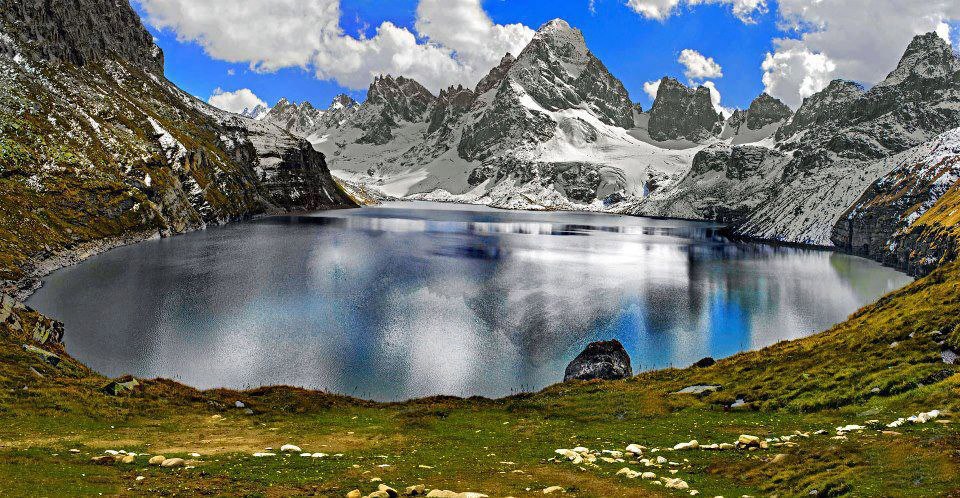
top-left (329, 94), bottom-right (357, 110)
top-left (648, 77), bottom-right (723, 142)
top-left (745, 92), bottom-right (792, 130)
top-left (475, 52), bottom-right (517, 94)
top-left (879, 31), bottom-right (960, 87)
top-left (522, 18), bottom-right (590, 77)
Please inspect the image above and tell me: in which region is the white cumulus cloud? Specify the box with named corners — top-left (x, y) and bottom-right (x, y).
top-left (678, 49), bottom-right (723, 81)
top-left (207, 88), bottom-right (267, 114)
top-left (136, 0), bottom-right (534, 94)
top-left (762, 0), bottom-right (960, 108)
top-left (643, 79), bottom-right (662, 100)
top-left (626, 0), bottom-right (767, 23)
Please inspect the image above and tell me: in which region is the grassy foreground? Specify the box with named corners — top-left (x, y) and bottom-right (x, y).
top-left (1, 262), bottom-right (959, 497)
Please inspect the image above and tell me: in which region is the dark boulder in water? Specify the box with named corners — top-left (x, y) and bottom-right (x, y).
top-left (564, 339), bottom-right (632, 382)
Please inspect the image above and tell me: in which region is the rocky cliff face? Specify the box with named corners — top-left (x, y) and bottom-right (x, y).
top-left (1, 0), bottom-right (163, 72)
top-left (832, 128), bottom-right (960, 275)
top-left (0, 0), bottom-right (355, 289)
top-left (647, 78), bottom-right (724, 142)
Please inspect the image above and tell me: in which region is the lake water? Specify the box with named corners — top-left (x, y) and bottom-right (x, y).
top-left (28, 201), bottom-right (912, 401)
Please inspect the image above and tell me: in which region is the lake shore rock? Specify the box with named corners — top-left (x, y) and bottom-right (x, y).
top-left (564, 339), bottom-right (632, 382)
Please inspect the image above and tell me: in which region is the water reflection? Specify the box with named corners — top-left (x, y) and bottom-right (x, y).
top-left (27, 202), bottom-right (913, 401)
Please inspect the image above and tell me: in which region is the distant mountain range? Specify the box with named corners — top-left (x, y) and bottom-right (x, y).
top-left (257, 20), bottom-right (960, 274)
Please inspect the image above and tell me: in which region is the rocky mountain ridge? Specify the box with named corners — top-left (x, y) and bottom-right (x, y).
top-left (0, 0), bottom-right (356, 290)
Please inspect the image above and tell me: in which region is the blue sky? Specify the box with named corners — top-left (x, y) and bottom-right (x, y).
top-left (133, 0), bottom-right (958, 112)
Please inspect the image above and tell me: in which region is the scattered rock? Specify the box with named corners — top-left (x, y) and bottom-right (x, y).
top-left (836, 424), bottom-right (865, 433)
top-left (69, 449), bottom-right (80, 453)
top-left (736, 435), bottom-right (761, 449)
top-left (102, 375), bottom-right (140, 396)
top-left (91, 455), bottom-right (115, 465)
top-left (673, 440), bottom-right (699, 450)
top-left (148, 455), bottom-right (166, 465)
top-left (542, 486), bottom-right (565, 494)
top-left (625, 444), bottom-right (645, 454)
top-left (121, 455), bottom-right (135, 464)
top-left (21, 344), bottom-right (61, 366)
top-left (769, 454), bottom-right (787, 465)
top-left (404, 484), bottom-right (426, 496)
top-left (563, 339), bottom-right (632, 382)
top-left (347, 491), bottom-right (362, 498)
top-left (662, 477), bottom-right (689, 490)
top-left (673, 385), bottom-right (720, 395)
top-left (280, 444), bottom-right (302, 453)
top-left (160, 458), bottom-right (185, 468)
top-left (692, 357), bottom-right (716, 368)
top-left (252, 452), bottom-right (276, 457)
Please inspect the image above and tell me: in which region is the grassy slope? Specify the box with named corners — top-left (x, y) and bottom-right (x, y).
top-left (1, 260), bottom-right (958, 497)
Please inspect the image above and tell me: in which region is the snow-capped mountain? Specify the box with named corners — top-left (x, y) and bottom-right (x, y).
top-left (240, 104), bottom-right (270, 120)
top-left (260, 98), bottom-right (326, 137)
top-left (270, 19), bottom-right (960, 261)
top-left (298, 19), bottom-right (775, 209)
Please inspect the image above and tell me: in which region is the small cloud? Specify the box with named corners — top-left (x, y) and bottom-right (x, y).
top-left (935, 21), bottom-right (951, 45)
top-left (588, 0), bottom-right (597, 15)
top-left (227, 68), bottom-right (236, 76)
top-left (643, 79), bottom-right (662, 100)
top-left (678, 49), bottom-right (723, 81)
top-left (207, 87), bottom-right (267, 114)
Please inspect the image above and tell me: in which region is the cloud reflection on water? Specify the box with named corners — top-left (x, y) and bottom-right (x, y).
top-left (27, 202), bottom-right (913, 401)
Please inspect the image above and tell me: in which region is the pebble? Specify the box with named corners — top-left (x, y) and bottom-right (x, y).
top-left (542, 487), bottom-right (565, 494)
top-left (189, 452), bottom-right (201, 457)
top-left (252, 452), bottom-right (276, 457)
top-left (346, 491), bottom-right (362, 498)
top-left (148, 455), bottom-right (166, 465)
top-left (121, 455), bottom-right (135, 464)
top-left (312, 452), bottom-right (328, 458)
top-left (69, 449), bottom-right (80, 453)
top-left (135, 476), bottom-right (145, 481)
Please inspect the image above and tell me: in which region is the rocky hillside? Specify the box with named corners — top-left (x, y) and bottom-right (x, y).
top-left (0, 0), bottom-right (356, 294)
top-left (833, 128), bottom-right (960, 275)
